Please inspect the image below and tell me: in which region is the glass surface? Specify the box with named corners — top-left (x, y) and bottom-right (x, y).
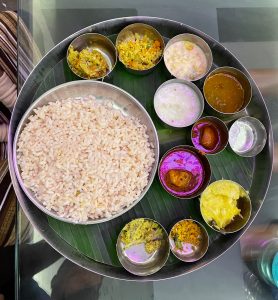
top-left (16, 0), bottom-right (278, 299)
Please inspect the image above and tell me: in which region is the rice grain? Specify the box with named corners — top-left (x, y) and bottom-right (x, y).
top-left (17, 96), bottom-right (155, 222)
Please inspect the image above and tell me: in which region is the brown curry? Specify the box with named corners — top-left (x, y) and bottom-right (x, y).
top-left (204, 73), bottom-right (244, 113)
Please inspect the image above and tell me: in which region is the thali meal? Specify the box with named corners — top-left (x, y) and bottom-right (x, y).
top-left (67, 45), bottom-right (109, 79)
top-left (120, 218), bottom-right (164, 254)
top-left (17, 96), bottom-right (155, 222)
top-left (204, 72), bottom-right (245, 113)
top-left (200, 180), bottom-right (248, 230)
top-left (159, 147), bottom-right (208, 198)
top-left (117, 32), bottom-right (163, 70)
top-left (15, 21), bottom-right (270, 277)
top-left (154, 81), bottom-right (203, 127)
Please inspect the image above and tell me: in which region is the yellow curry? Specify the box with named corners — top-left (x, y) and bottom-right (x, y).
top-left (200, 180), bottom-right (245, 230)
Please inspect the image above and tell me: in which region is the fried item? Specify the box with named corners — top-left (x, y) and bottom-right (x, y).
top-left (167, 169), bottom-right (192, 189)
top-left (200, 126), bottom-right (218, 149)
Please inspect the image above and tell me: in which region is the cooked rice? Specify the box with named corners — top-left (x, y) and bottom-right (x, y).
top-left (17, 96), bottom-right (155, 222)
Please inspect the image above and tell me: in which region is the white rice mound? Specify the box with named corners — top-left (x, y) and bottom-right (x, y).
top-left (17, 96), bottom-right (155, 222)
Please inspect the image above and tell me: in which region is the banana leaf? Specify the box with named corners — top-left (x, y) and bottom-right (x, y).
top-left (45, 49), bottom-right (254, 267)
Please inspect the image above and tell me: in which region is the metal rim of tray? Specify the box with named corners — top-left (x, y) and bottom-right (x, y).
top-left (8, 16), bottom-right (273, 281)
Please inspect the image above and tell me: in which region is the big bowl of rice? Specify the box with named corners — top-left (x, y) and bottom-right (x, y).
top-left (13, 81), bottom-right (159, 224)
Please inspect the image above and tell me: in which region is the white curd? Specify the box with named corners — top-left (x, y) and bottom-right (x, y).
top-left (154, 82), bottom-right (202, 127)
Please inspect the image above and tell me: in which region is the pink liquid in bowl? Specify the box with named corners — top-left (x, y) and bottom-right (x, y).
top-left (159, 149), bottom-right (205, 198)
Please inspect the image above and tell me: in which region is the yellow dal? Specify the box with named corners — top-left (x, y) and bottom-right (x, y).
top-left (200, 180), bottom-right (246, 230)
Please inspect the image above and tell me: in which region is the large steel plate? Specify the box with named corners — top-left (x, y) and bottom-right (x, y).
top-left (8, 16), bottom-right (273, 281)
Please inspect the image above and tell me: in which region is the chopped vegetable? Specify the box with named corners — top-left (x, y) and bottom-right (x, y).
top-left (67, 46), bottom-right (109, 79)
top-left (117, 33), bottom-right (162, 70)
top-left (170, 220), bottom-right (202, 249)
top-left (120, 219), bottom-right (164, 254)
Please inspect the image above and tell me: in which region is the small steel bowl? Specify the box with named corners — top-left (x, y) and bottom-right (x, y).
top-left (200, 180), bottom-right (252, 234)
top-left (154, 79), bottom-right (204, 128)
top-left (116, 23), bottom-right (165, 74)
top-left (191, 116), bottom-right (229, 155)
top-left (66, 33), bottom-right (117, 80)
top-left (203, 66), bottom-right (252, 120)
top-left (229, 116), bottom-right (267, 157)
top-left (158, 145), bottom-right (211, 199)
top-left (116, 218), bottom-right (170, 276)
top-left (164, 33), bottom-right (213, 81)
top-left (169, 219), bottom-right (209, 262)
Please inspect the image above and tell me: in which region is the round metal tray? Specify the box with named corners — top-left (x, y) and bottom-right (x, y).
top-left (8, 16), bottom-right (273, 281)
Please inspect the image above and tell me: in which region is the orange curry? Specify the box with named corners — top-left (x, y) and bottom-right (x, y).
top-left (165, 169), bottom-right (192, 190)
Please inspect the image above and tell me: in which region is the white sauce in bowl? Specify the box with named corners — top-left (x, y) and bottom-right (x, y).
top-left (154, 82), bottom-right (202, 127)
top-left (164, 41), bottom-right (208, 81)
